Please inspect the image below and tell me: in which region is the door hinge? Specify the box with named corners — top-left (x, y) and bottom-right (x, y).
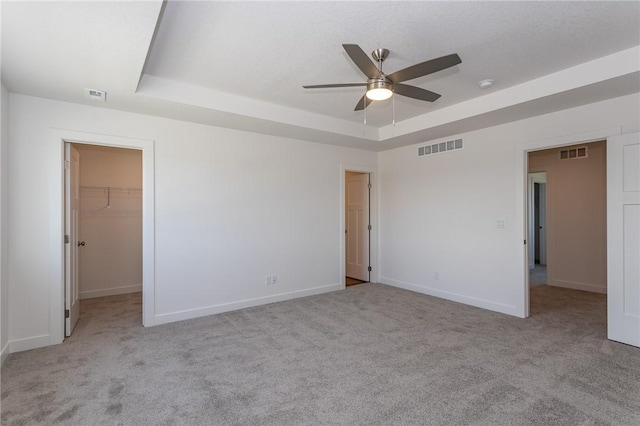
top-left (368, 182), bottom-right (372, 190)
top-left (367, 266), bottom-right (372, 272)
top-left (65, 309), bottom-right (70, 319)
top-left (64, 234), bottom-right (70, 244)
top-left (367, 224), bottom-right (372, 231)
top-left (64, 160), bottom-right (70, 170)
top-left (524, 239), bottom-right (527, 245)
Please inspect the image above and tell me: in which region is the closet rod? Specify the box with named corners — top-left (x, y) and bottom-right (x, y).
top-left (80, 185), bottom-right (142, 192)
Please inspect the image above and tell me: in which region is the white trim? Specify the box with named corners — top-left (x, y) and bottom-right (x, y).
top-left (522, 127), bottom-right (621, 152)
top-left (49, 129), bottom-right (155, 347)
top-left (1, 340), bottom-right (10, 365)
top-left (548, 280), bottom-right (607, 294)
top-left (517, 126), bottom-right (621, 318)
top-left (379, 277), bottom-right (521, 317)
top-left (154, 283), bottom-right (342, 325)
top-left (80, 284), bottom-right (142, 300)
top-left (340, 164), bottom-right (378, 287)
top-left (9, 334), bottom-right (50, 353)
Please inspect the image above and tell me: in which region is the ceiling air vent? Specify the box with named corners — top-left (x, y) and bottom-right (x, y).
top-left (559, 146), bottom-right (588, 160)
top-left (418, 138), bottom-right (463, 157)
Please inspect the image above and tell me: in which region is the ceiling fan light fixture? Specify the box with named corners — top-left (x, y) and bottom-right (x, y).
top-left (366, 80), bottom-right (393, 101)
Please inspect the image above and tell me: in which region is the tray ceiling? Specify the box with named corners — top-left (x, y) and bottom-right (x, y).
top-left (2, 1), bottom-right (639, 151)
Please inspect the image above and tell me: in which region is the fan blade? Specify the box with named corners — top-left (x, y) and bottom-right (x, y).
top-left (303, 83), bottom-right (367, 89)
top-left (343, 44), bottom-right (380, 79)
top-left (354, 94), bottom-right (372, 111)
top-left (394, 84), bottom-right (441, 102)
top-left (387, 53), bottom-right (461, 83)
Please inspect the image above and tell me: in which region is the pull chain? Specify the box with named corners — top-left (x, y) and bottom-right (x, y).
top-left (364, 95), bottom-right (367, 125)
top-left (392, 92), bottom-right (396, 126)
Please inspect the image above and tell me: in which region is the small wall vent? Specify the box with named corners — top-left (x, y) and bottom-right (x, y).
top-left (418, 138), bottom-right (463, 157)
top-left (84, 88), bottom-right (107, 102)
top-left (559, 146), bottom-right (588, 160)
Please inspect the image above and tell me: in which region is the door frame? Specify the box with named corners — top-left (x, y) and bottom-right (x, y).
top-left (345, 171), bottom-right (370, 282)
top-left (341, 164), bottom-right (377, 288)
top-left (517, 126), bottom-right (620, 318)
top-left (48, 129), bottom-right (155, 345)
top-left (527, 172), bottom-right (547, 269)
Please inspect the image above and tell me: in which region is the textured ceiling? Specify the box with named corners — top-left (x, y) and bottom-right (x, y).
top-left (2, 1), bottom-right (639, 150)
top-left (144, 1), bottom-right (640, 126)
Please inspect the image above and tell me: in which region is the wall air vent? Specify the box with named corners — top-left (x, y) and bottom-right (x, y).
top-left (559, 146), bottom-right (588, 160)
top-left (84, 88), bottom-right (107, 102)
top-left (417, 138), bottom-right (463, 157)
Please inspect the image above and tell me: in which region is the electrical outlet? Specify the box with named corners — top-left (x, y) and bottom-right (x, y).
top-left (271, 274), bottom-right (278, 284)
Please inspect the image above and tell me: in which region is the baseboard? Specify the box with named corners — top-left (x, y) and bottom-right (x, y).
top-left (80, 284), bottom-right (142, 299)
top-left (379, 277), bottom-right (522, 317)
top-left (548, 279), bottom-right (607, 294)
top-left (9, 334), bottom-right (50, 354)
top-left (1, 340), bottom-right (10, 366)
top-left (154, 283), bottom-right (343, 326)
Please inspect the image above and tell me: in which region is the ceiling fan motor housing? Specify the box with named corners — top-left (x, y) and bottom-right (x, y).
top-left (367, 78), bottom-right (392, 91)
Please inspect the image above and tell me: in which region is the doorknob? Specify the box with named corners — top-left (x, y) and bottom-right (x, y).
top-left (77, 241), bottom-right (85, 247)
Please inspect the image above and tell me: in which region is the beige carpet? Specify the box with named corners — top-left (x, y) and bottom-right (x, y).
top-left (529, 264), bottom-right (547, 287)
top-left (2, 284), bottom-right (639, 425)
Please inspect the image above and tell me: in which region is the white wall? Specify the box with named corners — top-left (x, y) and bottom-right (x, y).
top-left (378, 93), bottom-right (640, 317)
top-left (7, 91), bottom-right (640, 352)
top-left (7, 94), bottom-right (378, 352)
top-left (1, 82), bottom-right (9, 364)
top-left (75, 145), bottom-right (143, 299)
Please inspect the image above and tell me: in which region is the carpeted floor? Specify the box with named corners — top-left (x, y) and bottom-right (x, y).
top-left (530, 264), bottom-right (547, 287)
top-left (2, 284), bottom-right (639, 425)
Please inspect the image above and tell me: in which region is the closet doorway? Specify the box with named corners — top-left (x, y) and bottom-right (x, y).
top-left (64, 143), bottom-right (142, 337)
top-left (345, 171), bottom-right (371, 286)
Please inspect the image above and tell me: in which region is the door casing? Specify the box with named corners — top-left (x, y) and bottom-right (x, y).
top-left (48, 130), bottom-right (155, 345)
top-left (518, 126), bottom-right (620, 318)
top-left (341, 164), bottom-right (377, 287)
top-left (345, 172), bottom-right (370, 281)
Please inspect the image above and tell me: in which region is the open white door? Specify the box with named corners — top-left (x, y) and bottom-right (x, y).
top-left (346, 173), bottom-right (370, 281)
top-left (65, 144), bottom-right (80, 336)
top-left (607, 133), bottom-right (640, 347)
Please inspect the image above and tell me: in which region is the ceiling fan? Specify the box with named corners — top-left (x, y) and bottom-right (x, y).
top-left (303, 44), bottom-right (461, 111)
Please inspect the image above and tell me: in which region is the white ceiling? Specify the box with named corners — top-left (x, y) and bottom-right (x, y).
top-left (2, 1), bottom-right (639, 151)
